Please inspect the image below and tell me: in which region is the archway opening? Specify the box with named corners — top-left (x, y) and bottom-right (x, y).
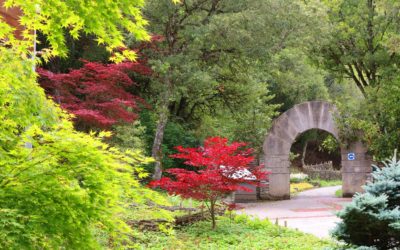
top-left (289, 129), bottom-right (342, 196)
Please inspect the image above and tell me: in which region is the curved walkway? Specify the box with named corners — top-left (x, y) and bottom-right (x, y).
top-left (238, 186), bottom-right (352, 238)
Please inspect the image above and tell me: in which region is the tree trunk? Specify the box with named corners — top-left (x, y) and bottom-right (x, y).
top-left (151, 108), bottom-right (169, 180)
top-left (367, 0), bottom-right (377, 86)
top-left (210, 200), bottom-right (216, 229)
top-left (301, 140), bottom-right (308, 167)
top-left (151, 78), bottom-right (172, 180)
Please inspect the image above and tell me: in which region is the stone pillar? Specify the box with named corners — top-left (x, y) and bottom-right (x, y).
top-left (260, 154), bottom-right (290, 200)
top-left (341, 141), bottom-right (372, 197)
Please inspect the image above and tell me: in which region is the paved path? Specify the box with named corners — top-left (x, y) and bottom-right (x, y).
top-left (238, 186), bottom-right (352, 238)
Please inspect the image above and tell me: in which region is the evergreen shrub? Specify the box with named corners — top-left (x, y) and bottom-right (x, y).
top-left (332, 153), bottom-right (400, 249)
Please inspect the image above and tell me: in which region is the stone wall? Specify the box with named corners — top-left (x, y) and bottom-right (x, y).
top-left (303, 161), bottom-right (341, 180)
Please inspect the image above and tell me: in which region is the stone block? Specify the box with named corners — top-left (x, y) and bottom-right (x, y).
top-left (342, 165), bottom-right (372, 173)
top-left (269, 119), bottom-right (297, 143)
top-left (265, 167), bottom-right (290, 174)
top-left (285, 107), bottom-right (309, 132)
top-left (341, 160), bottom-right (372, 173)
top-left (264, 173), bottom-right (290, 200)
top-left (309, 101), bottom-right (324, 126)
top-left (341, 152), bottom-right (371, 161)
top-left (234, 183), bottom-right (258, 202)
top-left (343, 141), bottom-right (369, 154)
top-left (264, 155), bottom-right (289, 169)
top-left (342, 172), bottom-right (368, 196)
top-left (263, 135), bottom-right (292, 155)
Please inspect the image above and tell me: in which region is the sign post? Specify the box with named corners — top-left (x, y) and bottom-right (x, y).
top-left (347, 152), bottom-right (356, 161)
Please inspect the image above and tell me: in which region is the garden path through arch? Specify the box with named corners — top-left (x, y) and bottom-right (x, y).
top-left (261, 101), bottom-right (371, 200)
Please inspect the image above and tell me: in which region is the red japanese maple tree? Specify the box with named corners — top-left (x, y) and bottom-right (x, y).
top-left (38, 60), bottom-right (151, 131)
top-left (150, 137), bottom-right (268, 229)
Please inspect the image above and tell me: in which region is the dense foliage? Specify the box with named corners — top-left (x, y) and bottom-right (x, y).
top-left (38, 61), bottom-right (150, 130)
top-left (340, 79), bottom-right (400, 159)
top-left (313, 0), bottom-right (400, 158)
top-left (0, 48), bottom-right (158, 248)
top-left (332, 154), bottom-right (400, 249)
top-left (150, 137), bottom-right (267, 228)
top-left (0, 1), bottom-right (170, 248)
top-left (315, 0), bottom-right (400, 97)
top-left (0, 0), bottom-right (149, 60)
top-left (142, 0), bottom-right (333, 178)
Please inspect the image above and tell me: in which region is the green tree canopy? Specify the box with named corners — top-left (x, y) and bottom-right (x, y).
top-left (315, 0), bottom-right (400, 97)
top-left (142, 0), bottom-right (332, 177)
top-left (1, 0), bottom-right (150, 61)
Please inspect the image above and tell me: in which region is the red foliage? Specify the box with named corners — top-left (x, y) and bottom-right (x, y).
top-left (223, 202), bottom-right (244, 211)
top-left (150, 137), bottom-right (268, 201)
top-left (38, 61), bottom-right (151, 130)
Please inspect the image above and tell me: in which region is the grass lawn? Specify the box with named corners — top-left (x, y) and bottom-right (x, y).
top-left (135, 215), bottom-right (336, 250)
top-left (314, 179), bottom-right (342, 187)
top-left (290, 178), bottom-right (342, 194)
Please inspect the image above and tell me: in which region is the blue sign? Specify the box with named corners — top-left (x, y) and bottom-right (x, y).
top-left (347, 153), bottom-right (356, 161)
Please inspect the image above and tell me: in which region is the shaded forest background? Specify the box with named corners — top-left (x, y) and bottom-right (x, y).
top-left (37, 0), bottom-right (400, 177)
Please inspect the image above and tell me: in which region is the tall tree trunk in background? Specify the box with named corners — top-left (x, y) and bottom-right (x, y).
top-left (151, 108), bottom-right (168, 180)
top-left (301, 140), bottom-right (308, 167)
top-left (151, 78), bottom-right (171, 180)
top-left (367, 0), bottom-right (376, 87)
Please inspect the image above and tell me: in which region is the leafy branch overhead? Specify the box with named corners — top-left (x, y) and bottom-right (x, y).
top-left (38, 61), bottom-right (151, 131)
top-left (1, 0), bottom-right (150, 61)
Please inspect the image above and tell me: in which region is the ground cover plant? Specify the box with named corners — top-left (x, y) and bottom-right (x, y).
top-left (135, 214), bottom-right (335, 250)
top-left (290, 182), bottom-right (314, 193)
top-left (290, 172), bottom-right (342, 185)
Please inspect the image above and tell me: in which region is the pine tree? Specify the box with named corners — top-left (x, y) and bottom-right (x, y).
top-left (332, 153), bottom-right (400, 249)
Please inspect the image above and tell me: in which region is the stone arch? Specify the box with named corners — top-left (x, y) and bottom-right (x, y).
top-left (260, 101), bottom-right (371, 200)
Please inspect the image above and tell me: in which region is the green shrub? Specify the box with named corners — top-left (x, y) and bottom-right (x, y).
top-left (332, 154), bottom-right (400, 249)
top-left (314, 179), bottom-right (342, 187)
